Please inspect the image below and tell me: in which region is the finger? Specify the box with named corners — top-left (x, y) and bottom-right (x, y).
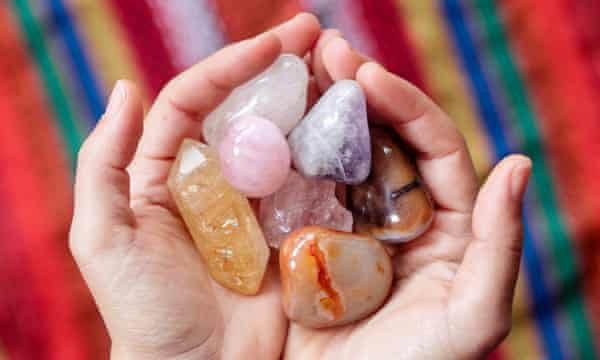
top-left (356, 62), bottom-right (479, 213)
top-left (269, 12), bottom-right (321, 55)
top-left (71, 80), bottom-right (144, 258)
top-left (450, 155), bottom-right (531, 353)
top-left (322, 37), bottom-right (369, 82)
top-left (312, 28), bottom-right (342, 91)
top-left (137, 33), bottom-right (282, 161)
top-left (136, 13), bottom-right (320, 162)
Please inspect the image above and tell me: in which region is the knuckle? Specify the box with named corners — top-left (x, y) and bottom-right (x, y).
top-left (77, 135), bottom-right (99, 169)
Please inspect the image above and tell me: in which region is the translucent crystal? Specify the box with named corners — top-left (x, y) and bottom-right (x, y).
top-left (259, 170), bottom-right (353, 248)
top-left (168, 139), bottom-right (270, 295)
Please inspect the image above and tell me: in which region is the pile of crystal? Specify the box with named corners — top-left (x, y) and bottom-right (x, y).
top-left (168, 54), bottom-right (435, 327)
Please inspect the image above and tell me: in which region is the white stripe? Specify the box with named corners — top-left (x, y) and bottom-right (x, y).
top-left (146, 0), bottom-right (226, 71)
top-left (301, 0), bottom-right (376, 58)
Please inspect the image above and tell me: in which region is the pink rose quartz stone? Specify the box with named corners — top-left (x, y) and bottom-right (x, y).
top-left (219, 115), bottom-right (291, 198)
top-left (259, 170), bottom-right (353, 248)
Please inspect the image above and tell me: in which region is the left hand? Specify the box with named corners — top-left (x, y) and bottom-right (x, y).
top-left (283, 29), bottom-right (531, 360)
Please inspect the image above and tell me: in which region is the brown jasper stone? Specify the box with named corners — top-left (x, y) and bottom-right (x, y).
top-left (280, 226), bottom-right (393, 328)
top-left (350, 128), bottom-right (434, 243)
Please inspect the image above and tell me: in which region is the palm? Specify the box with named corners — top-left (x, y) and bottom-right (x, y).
top-left (105, 181), bottom-right (479, 359)
top-left (284, 210), bottom-right (472, 359)
top-left (110, 176), bottom-right (287, 358)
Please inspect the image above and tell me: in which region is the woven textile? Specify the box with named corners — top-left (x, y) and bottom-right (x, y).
top-left (1, 1), bottom-right (599, 359)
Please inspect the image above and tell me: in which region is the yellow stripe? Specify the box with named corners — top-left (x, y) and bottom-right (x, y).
top-left (504, 274), bottom-right (544, 359)
top-left (67, 0), bottom-right (149, 100)
top-left (396, 0), bottom-right (492, 178)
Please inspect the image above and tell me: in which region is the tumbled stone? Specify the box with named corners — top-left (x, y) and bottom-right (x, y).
top-left (288, 80), bottom-right (371, 185)
top-left (350, 128), bottom-right (434, 243)
top-left (259, 170), bottom-right (352, 248)
top-left (219, 115), bottom-right (291, 198)
top-left (280, 226), bottom-right (392, 328)
top-left (203, 54), bottom-right (309, 146)
top-left (168, 139), bottom-right (270, 295)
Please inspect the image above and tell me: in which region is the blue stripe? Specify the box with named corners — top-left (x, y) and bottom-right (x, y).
top-left (47, 0), bottom-right (105, 124)
top-left (523, 218), bottom-right (565, 360)
top-left (441, 0), bottom-right (564, 358)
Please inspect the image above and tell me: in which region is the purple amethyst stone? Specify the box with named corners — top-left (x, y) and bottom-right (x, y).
top-left (288, 80), bottom-right (371, 185)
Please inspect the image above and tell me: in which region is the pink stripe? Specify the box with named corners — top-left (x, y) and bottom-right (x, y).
top-left (108, 0), bottom-right (177, 96)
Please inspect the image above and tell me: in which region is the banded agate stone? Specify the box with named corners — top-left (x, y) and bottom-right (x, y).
top-left (280, 226), bottom-right (393, 328)
top-left (203, 54), bottom-right (309, 146)
top-left (350, 128), bottom-right (434, 243)
top-left (168, 139), bottom-right (269, 295)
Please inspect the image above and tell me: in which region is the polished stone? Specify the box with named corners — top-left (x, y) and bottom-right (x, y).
top-left (219, 115), bottom-right (291, 198)
top-left (259, 170), bottom-right (352, 248)
top-left (280, 226), bottom-right (393, 328)
top-left (288, 80), bottom-right (371, 185)
top-left (168, 139), bottom-right (270, 295)
top-left (203, 54), bottom-right (309, 146)
top-left (350, 128), bottom-right (434, 243)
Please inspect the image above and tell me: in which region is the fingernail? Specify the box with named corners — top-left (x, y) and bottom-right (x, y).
top-left (511, 158), bottom-right (532, 199)
top-left (105, 80), bottom-right (126, 117)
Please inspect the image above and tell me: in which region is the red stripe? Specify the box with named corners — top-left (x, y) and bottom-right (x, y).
top-left (355, 0), bottom-right (426, 91)
top-left (569, 0), bottom-right (600, 94)
top-left (501, 0), bottom-right (600, 337)
top-left (213, 0), bottom-right (301, 41)
top-left (0, 158), bottom-right (49, 359)
top-left (487, 347), bottom-right (504, 360)
top-left (108, 0), bottom-right (178, 97)
top-left (0, 7), bottom-right (107, 359)
top-left (0, 95), bottom-right (90, 360)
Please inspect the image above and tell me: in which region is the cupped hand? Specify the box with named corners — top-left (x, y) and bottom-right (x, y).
top-left (70, 14), bottom-right (531, 360)
top-left (285, 30), bottom-right (531, 360)
top-left (70, 14), bottom-right (320, 359)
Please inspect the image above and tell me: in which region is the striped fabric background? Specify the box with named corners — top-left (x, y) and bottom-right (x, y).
top-left (1, 0), bottom-right (599, 359)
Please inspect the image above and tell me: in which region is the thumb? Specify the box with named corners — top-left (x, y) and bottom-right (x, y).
top-left (450, 154), bottom-right (532, 355)
top-left (70, 80), bottom-right (144, 263)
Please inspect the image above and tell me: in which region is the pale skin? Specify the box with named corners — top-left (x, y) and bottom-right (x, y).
top-left (70, 14), bottom-right (532, 360)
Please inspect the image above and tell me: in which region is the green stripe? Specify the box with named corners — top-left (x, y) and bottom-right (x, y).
top-left (11, 0), bottom-right (83, 170)
top-left (473, 1), bottom-right (597, 357)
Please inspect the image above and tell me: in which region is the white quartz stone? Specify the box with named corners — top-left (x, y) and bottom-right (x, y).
top-left (203, 54), bottom-right (309, 146)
